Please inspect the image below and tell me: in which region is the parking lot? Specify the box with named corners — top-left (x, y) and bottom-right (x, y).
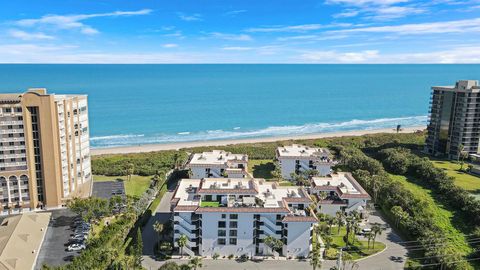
top-left (92, 180), bottom-right (126, 200)
top-left (35, 209), bottom-right (83, 268)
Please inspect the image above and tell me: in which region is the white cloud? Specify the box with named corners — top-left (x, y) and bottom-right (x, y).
top-left (299, 46), bottom-right (480, 63)
top-left (177, 13), bottom-right (202, 21)
top-left (245, 24), bottom-right (323, 33)
top-left (9, 29), bottom-right (55, 40)
top-left (326, 0), bottom-right (408, 6)
top-left (223, 10), bottom-right (247, 16)
top-left (209, 32), bottom-right (253, 41)
top-left (163, 31), bottom-right (184, 39)
top-left (15, 9), bottom-right (153, 35)
top-left (222, 46), bottom-right (253, 51)
top-left (300, 50), bottom-right (380, 63)
top-left (333, 9), bottom-right (360, 18)
top-left (162, 43), bottom-right (178, 48)
top-left (0, 43), bottom-right (202, 63)
top-left (332, 17), bottom-right (480, 34)
top-left (369, 6), bottom-right (426, 20)
top-left (277, 34), bottom-right (348, 41)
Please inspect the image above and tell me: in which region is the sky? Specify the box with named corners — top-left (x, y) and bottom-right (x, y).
top-left (1, 0), bottom-right (480, 63)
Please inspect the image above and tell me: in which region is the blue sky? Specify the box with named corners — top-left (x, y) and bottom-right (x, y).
top-left (1, 0), bottom-right (480, 63)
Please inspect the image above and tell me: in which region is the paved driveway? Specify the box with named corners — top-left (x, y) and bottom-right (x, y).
top-left (351, 209), bottom-right (408, 269)
top-left (142, 179), bottom-right (176, 256)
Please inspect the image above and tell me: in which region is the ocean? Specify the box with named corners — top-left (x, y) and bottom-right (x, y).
top-left (0, 64), bottom-right (479, 148)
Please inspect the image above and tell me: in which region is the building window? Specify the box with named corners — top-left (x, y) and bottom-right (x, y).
top-left (230, 214), bottom-right (238, 219)
top-left (229, 238), bottom-right (237, 245)
top-left (218, 230), bottom-right (226, 237)
top-left (16, 108), bottom-right (22, 113)
top-left (229, 221), bottom-right (237, 228)
top-left (218, 221), bottom-right (226, 228)
top-left (221, 214), bottom-right (226, 219)
top-left (217, 238), bottom-right (226, 245)
top-left (229, 230), bottom-right (237, 237)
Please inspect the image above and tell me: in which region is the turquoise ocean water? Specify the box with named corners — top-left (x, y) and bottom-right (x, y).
top-left (0, 64), bottom-right (479, 148)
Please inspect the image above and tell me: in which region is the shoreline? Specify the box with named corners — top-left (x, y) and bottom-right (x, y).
top-left (91, 126), bottom-right (425, 156)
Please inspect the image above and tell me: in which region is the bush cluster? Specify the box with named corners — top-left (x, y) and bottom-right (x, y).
top-left (378, 147), bottom-right (480, 226)
top-left (92, 150), bottom-right (188, 176)
top-left (338, 146), bottom-right (474, 270)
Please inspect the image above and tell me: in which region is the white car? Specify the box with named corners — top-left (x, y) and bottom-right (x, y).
top-left (361, 228), bottom-right (372, 235)
top-left (67, 244), bottom-right (86, 251)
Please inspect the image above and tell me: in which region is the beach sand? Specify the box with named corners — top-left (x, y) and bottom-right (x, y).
top-left (91, 126), bottom-right (425, 156)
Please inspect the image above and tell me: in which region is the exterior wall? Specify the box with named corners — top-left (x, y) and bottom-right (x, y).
top-left (279, 158), bottom-right (331, 180)
top-left (425, 80), bottom-right (480, 159)
top-left (283, 222), bottom-right (312, 259)
top-left (189, 166), bottom-right (246, 179)
top-left (200, 212), bottom-right (255, 257)
top-left (0, 89), bottom-right (91, 215)
top-left (172, 210), bottom-right (314, 258)
top-left (190, 166), bottom-right (223, 178)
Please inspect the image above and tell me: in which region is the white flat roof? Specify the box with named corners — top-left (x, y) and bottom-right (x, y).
top-left (173, 178), bottom-right (311, 209)
top-left (187, 150), bottom-right (248, 166)
top-left (277, 144), bottom-right (329, 158)
top-left (312, 172), bottom-right (369, 199)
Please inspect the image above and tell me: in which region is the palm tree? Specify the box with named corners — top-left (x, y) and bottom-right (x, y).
top-left (153, 221), bottom-right (164, 241)
top-left (323, 235), bottom-right (333, 250)
top-left (177, 235), bottom-right (188, 257)
top-left (309, 248), bottom-right (322, 270)
top-left (371, 175), bottom-right (380, 203)
top-left (458, 144), bottom-right (465, 162)
top-left (125, 162), bottom-right (135, 181)
top-left (264, 235), bottom-right (283, 256)
top-left (365, 232), bottom-right (374, 249)
top-left (272, 161), bottom-right (283, 180)
top-left (173, 153), bottom-right (180, 170)
top-left (371, 223), bottom-right (383, 249)
top-left (335, 211), bottom-right (345, 235)
top-left (189, 256), bottom-right (203, 270)
top-left (326, 216), bottom-right (335, 235)
top-left (345, 216), bottom-right (354, 246)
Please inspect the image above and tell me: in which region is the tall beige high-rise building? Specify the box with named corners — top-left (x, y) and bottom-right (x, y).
top-left (0, 88), bottom-right (91, 214)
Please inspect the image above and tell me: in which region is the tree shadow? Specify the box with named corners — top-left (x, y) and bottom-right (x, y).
top-left (252, 162), bottom-right (275, 179)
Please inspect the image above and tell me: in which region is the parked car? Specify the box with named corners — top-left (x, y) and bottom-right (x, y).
top-left (67, 243), bottom-right (86, 251)
top-left (359, 228), bottom-right (372, 235)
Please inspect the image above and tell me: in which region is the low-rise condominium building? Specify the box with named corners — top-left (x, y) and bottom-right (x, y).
top-left (0, 88), bottom-right (91, 215)
top-left (171, 177), bottom-right (317, 258)
top-left (310, 172), bottom-right (370, 217)
top-left (185, 150), bottom-right (248, 178)
top-left (276, 145), bottom-right (334, 180)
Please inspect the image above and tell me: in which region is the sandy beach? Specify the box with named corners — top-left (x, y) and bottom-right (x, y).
top-left (91, 126), bottom-right (425, 156)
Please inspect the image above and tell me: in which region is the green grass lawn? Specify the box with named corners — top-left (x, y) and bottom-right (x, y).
top-left (93, 174), bottom-right (153, 198)
top-left (430, 159), bottom-right (480, 193)
top-left (389, 174), bottom-right (472, 255)
top-left (200, 201), bottom-right (220, 207)
top-left (322, 225), bottom-right (386, 260)
top-left (248, 159), bottom-right (275, 179)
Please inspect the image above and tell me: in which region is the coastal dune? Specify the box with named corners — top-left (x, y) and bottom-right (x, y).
top-left (91, 126), bottom-right (425, 155)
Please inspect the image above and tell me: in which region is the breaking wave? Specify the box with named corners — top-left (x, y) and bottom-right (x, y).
top-left (90, 115), bottom-right (427, 148)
